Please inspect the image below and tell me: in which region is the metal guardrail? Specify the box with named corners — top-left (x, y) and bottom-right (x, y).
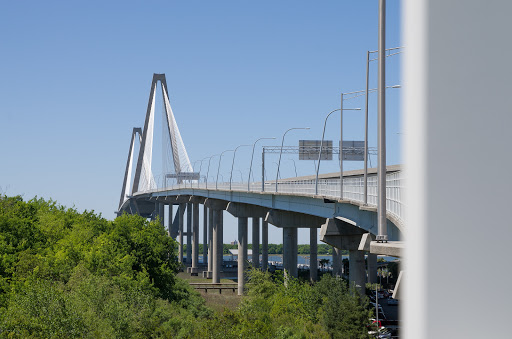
top-left (137, 171), bottom-right (404, 226)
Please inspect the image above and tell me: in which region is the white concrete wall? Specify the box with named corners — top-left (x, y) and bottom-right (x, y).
top-left (404, 1), bottom-right (512, 338)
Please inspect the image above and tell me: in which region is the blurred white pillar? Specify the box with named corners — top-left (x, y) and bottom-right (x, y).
top-left (404, 1), bottom-right (512, 337)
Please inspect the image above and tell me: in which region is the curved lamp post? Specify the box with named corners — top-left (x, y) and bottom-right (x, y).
top-left (289, 158), bottom-right (298, 177)
top-left (314, 103), bottom-right (361, 197)
top-left (314, 109), bottom-right (340, 195)
top-left (197, 156), bottom-right (209, 188)
top-left (216, 149), bottom-right (234, 189)
top-left (229, 144), bottom-right (251, 190)
top-left (205, 154), bottom-right (219, 189)
top-left (248, 137), bottom-right (276, 191)
top-left (276, 127), bottom-right (310, 193)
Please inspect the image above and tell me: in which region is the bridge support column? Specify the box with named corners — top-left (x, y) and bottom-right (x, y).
top-left (266, 210), bottom-right (324, 281)
top-left (332, 247), bottom-right (342, 277)
top-left (261, 221), bottom-right (268, 271)
top-left (203, 205), bottom-right (208, 266)
top-left (252, 217), bottom-right (260, 269)
top-left (310, 228), bottom-right (318, 281)
top-left (168, 204), bottom-right (173, 237)
top-left (159, 203), bottom-right (164, 226)
top-left (204, 208), bottom-right (213, 278)
top-left (283, 227), bottom-right (298, 279)
top-left (367, 253), bottom-right (378, 284)
top-left (212, 209), bottom-right (223, 284)
top-left (178, 203), bottom-right (185, 264)
top-left (151, 202), bottom-right (157, 221)
top-left (190, 203), bottom-right (199, 275)
top-left (170, 204), bottom-right (182, 239)
top-left (237, 217), bottom-right (248, 295)
top-left (349, 250), bottom-right (366, 294)
top-left (186, 202), bottom-right (192, 265)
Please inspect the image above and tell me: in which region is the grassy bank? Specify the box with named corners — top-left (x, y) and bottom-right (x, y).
top-left (177, 272), bottom-right (242, 313)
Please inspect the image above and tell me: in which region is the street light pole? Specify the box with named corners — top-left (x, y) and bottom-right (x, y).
top-left (206, 155), bottom-right (218, 190)
top-left (216, 149), bottom-right (234, 190)
top-left (343, 84), bottom-right (399, 203)
top-left (313, 104), bottom-right (361, 197)
top-left (198, 156), bottom-right (209, 188)
top-left (364, 50), bottom-right (370, 205)
top-left (276, 127), bottom-right (310, 193)
top-left (248, 137), bottom-right (276, 191)
top-left (377, 0), bottom-right (388, 242)
top-left (289, 159), bottom-right (297, 177)
top-left (230, 144), bottom-right (251, 190)
top-left (315, 108), bottom-right (341, 195)
top-left (262, 147), bottom-right (265, 192)
top-left (340, 93), bottom-right (344, 199)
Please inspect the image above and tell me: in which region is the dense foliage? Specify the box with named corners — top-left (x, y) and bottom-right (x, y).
top-left (0, 195), bottom-right (372, 338)
top-left (0, 196), bottom-right (210, 338)
top-left (199, 270), bottom-right (372, 338)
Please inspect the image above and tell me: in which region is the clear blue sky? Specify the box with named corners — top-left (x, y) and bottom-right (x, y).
top-left (0, 1), bottom-right (401, 244)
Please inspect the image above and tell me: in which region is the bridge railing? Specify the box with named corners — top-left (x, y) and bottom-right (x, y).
top-left (146, 171), bottom-right (403, 225)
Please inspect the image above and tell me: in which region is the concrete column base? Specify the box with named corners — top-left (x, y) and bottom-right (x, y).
top-left (367, 253), bottom-right (378, 284)
top-left (202, 271), bottom-right (212, 279)
top-left (283, 227), bottom-right (298, 279)
top-left (190, 267), bottom-right (199, 276)
top-left (349, 249), bottom-right (366, 295)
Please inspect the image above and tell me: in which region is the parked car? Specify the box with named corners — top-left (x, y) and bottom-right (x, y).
top-left (387, 297), bottom-right (399, 306)
top-left (368, 327), bottom-right (392, 338)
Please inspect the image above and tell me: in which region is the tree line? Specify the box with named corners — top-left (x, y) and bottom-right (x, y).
top-left (182, 244), bottom-right (349, 255)
top-left (0, 195), bottom-right (374, 338)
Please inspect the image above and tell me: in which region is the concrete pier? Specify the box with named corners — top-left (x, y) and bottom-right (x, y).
top-left (367, 253), bottom-right (377, 284)
top-left (158, 203), bottom-right (164, 225)
top-left (203, 204), bottom-right (207, 266)
top-left (237, 217), bottom-right (248, 295)
top-left (252, 217), bottom-right (260, 269)
top-left (191, 202), bottom-right (199, 274)
top-left (186, 202), bottom-right (192, 265)
top-left (332, 247), bottom-right (342, 277)
top-left (283, 227), bottom-right (298, 278)
top-left (349, 249), bottom-right (366, 293)
top-left (168, 204), bottom-right (173, 237)
top-left (310, 228), bottom-right (318, 281)
top-left (178, 203), bottom-right (184, 263)
top-left (206, 208), bottom-right (213, 278)
top-left (261, 221), bottom-right (268, 271)
top-left (211, 209), bottom-right (223, 284)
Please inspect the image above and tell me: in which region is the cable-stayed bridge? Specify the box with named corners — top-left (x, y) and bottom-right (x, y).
top-left (117, 73), bottom-right (404, 297)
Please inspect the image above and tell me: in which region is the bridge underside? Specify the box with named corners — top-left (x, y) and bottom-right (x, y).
top-left (119, 188), bottom-right (402, 241)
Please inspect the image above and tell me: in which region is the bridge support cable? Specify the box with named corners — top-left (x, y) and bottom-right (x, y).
top-left (131, 73), bottom-right (195, 195)
top-left (162, 82), bottom-right (193, 177)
